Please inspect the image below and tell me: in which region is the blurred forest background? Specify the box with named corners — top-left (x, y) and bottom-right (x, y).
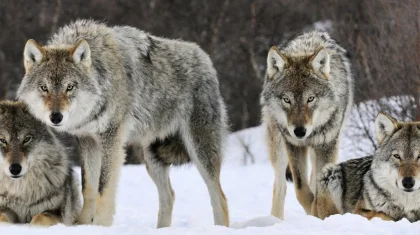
top-left (0, 0), bottom-right (419, 163)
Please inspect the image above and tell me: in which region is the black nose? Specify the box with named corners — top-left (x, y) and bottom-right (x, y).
top-left (50, 112), bottom-right (63, 124)
top-left (402, 177), bottom-right (415, 189)
top-left (9, 163), bottom-right (22, 176)
top-left (294, 127), bottom-right (306, 138)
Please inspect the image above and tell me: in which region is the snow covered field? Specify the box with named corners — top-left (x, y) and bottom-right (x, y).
top-left (1, 125), bottom-right (419, 234)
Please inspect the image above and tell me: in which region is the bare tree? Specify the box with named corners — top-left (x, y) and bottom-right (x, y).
top-left (0, 0), bottom-right (419, 162)
top-left (237, 135), bottom-right (255, 165)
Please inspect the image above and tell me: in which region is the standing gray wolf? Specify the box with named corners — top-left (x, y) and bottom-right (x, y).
top-left (317, 113), bottom-right (420, 222)
top-left (18, 19), bottom-right (229, 227)
top-left (261, 31), bottom-right (353, 219)
top-left (0, 101), bottom-right (81, 226)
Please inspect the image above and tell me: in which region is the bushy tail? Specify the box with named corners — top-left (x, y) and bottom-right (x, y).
top-left (318, 163), bottom-right (343, 212)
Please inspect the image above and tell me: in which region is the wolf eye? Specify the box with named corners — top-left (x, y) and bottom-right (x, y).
top-left (0, 138), bottom-right (6, 144)
top-left (393, 154), bottom-right (401, 160)
top-left (283, 97), bottom-right (291, 104)
top-left (40, 85), bottom-right (48, 92)
top-left (67, 85), bottom-right (75, 92)
top-left (23, 136), bottom-right (32, 144)
top-left (308, 96), bottom-right (315, 102)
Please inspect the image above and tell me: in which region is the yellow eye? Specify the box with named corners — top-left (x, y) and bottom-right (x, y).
top-left (308, 96), bottom-right (315, 102)
top-left (67, 85), bottom-right (74, 92)
top-left (283, 97), bottom-right (290, 103)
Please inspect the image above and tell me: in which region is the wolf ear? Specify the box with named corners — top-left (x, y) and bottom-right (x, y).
top-left (71, 40), bottom-right (91, 66)
top-left (310, 47), bottom-right (330, 79)
top-left (267, 46), bottom-right (288, 79)
top-left (375, 112), bottom-right (398, 144)
top-left (23, 39), bottom-right (45, 73)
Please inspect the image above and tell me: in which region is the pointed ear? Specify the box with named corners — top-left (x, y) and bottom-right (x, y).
top-left (267, 46), bottom-right (288, 79)
top-left (310, 47), bottom-right (330, 79)
top-left (375, 112), bottom-right (398, 144)
top-left (71, 40), bottom-right (91, 66)
top-left (23, 39), bottom-right (45, 73)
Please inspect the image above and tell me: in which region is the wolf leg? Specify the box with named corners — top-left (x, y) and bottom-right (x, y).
top-left (355, 208), bottom-right (394, 221)
top-left (143, 146), bottom-right (175, 228)
top-left (267, 122), bottom-right (288, 219)
top-left (313, 163), bottom-right (342, 219)
top-left (312, 192), bottom-right (339, 219)
top-left (78, 136), bottom-right (102, 225)
top-left (310, 141), bottom-right (339, 217)
top-left (30, 213), bottom-right (62, 226)
top-left (363, 211), bottom-right (394, 221)
top-left (93, 129), bottom-right (125, 226)
top-left (0, 214), bottom-right (10, 223)
top-left (0, 209), bottom-right (17, 224)
top-left (354, 200), bottom-right (393, 221)
top-left (182, 127), bottom-right (229, 227)
top-left (286, 143), bottom-right (313, 214)
top-left (309, 148), bottom-right (317, 193)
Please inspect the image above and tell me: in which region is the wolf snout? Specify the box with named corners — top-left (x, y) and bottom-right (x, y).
top-left (294, 127), bottom-right (307, 138)
top-left (9, 163), bottom-right (22, 177)
top-left (50, 112), bottom-right (63, 125)
top-left (402, 177), bottom-right (415, 190)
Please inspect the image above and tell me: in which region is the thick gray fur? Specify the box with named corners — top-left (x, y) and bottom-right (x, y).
top-left (262, 31), bottom-right (354, 218)
top-left (17, 19), bottom-right (229, 227)
top-left (321, 118), bottom-right (420, 222)
top-left (0, 101), bottom-right (80, 225)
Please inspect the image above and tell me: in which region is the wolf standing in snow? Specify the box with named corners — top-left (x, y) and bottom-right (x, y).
top-left (261, 31), bottom-right (353, 219)
top-left (318, 113), bottom-right (420, 222)
top-left (0, 101), bottom-right (81, 226)
top-left (18, 20), bottom-right (229, 227)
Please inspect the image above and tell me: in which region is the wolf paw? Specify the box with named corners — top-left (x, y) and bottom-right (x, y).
top-left (30, 213), bottom-right (61, 227)
top-left (91, 204), bottom-right (114, 226)
top-left (365, 211), bottom-right (394, 221)
top-left (77, 207), bottom-right (95, 225)
top-left (0, 214), bottom-right (11, 223)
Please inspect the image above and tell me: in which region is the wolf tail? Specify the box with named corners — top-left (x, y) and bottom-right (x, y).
top-left (318, 163), bottom-right (343, 212)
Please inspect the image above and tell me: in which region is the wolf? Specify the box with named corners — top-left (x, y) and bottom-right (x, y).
top-left (0, 101), bottom-right (81, 226)
top-left (261, 31), bottom-right (353, 219)
top-left (17, 20), bottom-right (229, 227)
top-left (317, 113), bottom-right (420, 222)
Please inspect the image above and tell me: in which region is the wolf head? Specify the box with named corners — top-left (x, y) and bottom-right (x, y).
top-left (262, 45), bottom-right (336, 140)
top-left (373, 113), bottom-right (420, 193)
top-left (17, 39), bottom-right (101, 130)
top-left (0, 101), bottom-right (51, 179)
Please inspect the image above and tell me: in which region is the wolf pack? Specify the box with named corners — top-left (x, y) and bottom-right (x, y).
top-left (0, 19), bottom-right (418, 227)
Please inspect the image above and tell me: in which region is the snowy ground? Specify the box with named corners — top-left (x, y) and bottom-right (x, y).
top-left (1, 125), bottom-right (419, 234)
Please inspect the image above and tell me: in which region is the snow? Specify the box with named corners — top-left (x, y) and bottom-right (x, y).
top-left (1, 102), bottom-right (419, 234)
